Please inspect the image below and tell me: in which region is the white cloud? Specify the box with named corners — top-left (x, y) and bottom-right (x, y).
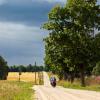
top-left (44, 0), bottom-right (66, 3)
top-left (7, 0), bottom-right (66, 5)
top-left (34, 0), bottom-right (66, 3)
top-left (0, 0), bottom-right (6, 5)
top-left (0, 22), bottom-right (47, 42)
top-left (0, 0), bottom-right (99, 5)
top-left (0, 0), bottom-right (66, 6)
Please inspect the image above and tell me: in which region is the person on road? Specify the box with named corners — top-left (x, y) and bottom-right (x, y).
top-left (50, 76), bottom-right (56, 87)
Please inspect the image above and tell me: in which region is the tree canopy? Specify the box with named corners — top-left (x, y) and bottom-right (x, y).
top-left (43, 0), bottom-right (100, 86)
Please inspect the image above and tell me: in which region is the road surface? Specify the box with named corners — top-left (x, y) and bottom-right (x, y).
top-left (33, 72), bottom-right (100, 100)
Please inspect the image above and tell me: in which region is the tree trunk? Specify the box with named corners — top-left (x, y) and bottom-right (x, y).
top-left (59, 75), bottom-right (63, 80)
top-left (58, 71), bottom-right (63, 80)
top-left (63, 72), bottom-right (68, 80)
top-left (70, 73), bottom-right (74, 83)
top-left (80, 64), bottom-right (85, 87)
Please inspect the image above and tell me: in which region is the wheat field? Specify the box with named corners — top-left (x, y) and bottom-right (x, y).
top-left (7, 72), bottom-right (39, 82)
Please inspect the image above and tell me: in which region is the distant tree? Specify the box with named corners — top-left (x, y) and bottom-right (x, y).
top-left (0, 56), bottom-right (9, 80)
top-left (9, 64), bottom-right (44, 72)
top-left (27, 64), bottom-right (33, 72)
top-left (9, 65), bottom-right (19, 72)
top-left (19, 65), bottom-right (26, 72)
top-left (39, 66), bottom-right (44, 71)
top-left (92, 61), bottom-right (100, 76)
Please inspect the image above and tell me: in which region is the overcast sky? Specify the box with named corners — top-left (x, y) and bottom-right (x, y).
top-left (0, 0), bottom-right (99, 66)
top-left (0, 0), bottom-right (66, 66)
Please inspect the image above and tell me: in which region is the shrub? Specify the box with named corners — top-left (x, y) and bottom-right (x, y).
top-left (92, 61), bottom-right (100, 76)
top-left (0, 56), bottom-right (9, 80)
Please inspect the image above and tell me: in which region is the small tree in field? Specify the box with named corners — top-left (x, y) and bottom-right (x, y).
top-left (0, 56), bottom-right (9, 80)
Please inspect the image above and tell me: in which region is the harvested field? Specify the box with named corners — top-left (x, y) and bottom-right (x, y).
top-left (7, 72), bottom-right (39, 82)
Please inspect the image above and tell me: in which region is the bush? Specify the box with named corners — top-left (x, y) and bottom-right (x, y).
top-left (92, 61), bottom-right (100, 76)
top-left (0, 56), bottom-right (9, 80)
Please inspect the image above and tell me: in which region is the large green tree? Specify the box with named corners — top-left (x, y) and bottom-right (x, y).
top-left (43, 0), bottom-right (100, 86)
top-left (0, 56), bottom-right (9, 80)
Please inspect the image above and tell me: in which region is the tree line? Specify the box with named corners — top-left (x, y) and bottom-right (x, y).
top-left (43, 0), bottom-right (100, 86)
top-left (0, 55), bottom-right (44, 80)
top-left (9, 65), bottom-right (44, 72)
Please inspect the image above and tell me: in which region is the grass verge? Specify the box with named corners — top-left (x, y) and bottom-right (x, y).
top-left (48, 72), bottom-right (100, 91)
top-left (0, 81), bottom-right (34, 100)
top-left (58, 80), bottom-right (100, 92)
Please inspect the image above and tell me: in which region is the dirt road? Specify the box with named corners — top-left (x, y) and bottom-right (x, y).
top-left (33, 72), bottom-right (100, 100)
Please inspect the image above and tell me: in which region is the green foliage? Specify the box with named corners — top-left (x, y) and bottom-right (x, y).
top-left (92, 61), bottom-right (100, 76)
top-left (0, 56), bottom-right (9, 80)
top-left (43, 0), bottom-right (100, 86)
top-left (9, 65), bottom-right (44, 72)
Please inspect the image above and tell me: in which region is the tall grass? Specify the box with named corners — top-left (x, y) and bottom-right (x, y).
top-left (58, 79), bottom-right (100, 92)
top-left (0, 81), bottom-right (34, 100)
top-left (48, 72), bottom-right (100, 91)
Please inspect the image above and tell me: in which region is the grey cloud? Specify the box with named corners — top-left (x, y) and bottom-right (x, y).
top-left (0, 22), bottom-right (46, 65)
top-left (0, 0), bottom-right (58, 26)
top-left (0, 0), bottom-right (63, 65)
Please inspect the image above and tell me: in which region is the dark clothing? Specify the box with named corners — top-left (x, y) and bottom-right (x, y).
top-left (50, 77), bottom-right (56, 83)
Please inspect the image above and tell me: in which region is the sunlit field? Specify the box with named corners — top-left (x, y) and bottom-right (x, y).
top-left (0, 72), bottom-right (44, 100)
top-left (0, 81), bottom-right (34, 100)
top-left (7, 72), bottom-right (39, 82)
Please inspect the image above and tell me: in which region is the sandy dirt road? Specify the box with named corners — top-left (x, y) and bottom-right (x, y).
top-left (33, 72), bottom-right (100, 100)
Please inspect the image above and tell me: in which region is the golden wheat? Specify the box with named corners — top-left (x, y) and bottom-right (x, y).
top-left (7, 72), bottom-right (39, 82)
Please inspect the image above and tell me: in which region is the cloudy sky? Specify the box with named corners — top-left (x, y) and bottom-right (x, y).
top-left (0, 0), bottom-right (66, 66)
top-left (0, 0), bottom-right (99, 66)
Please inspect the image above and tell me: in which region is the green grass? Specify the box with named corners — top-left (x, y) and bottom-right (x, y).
top-left (0, 81), bottom-right (34, 100)
top-left (48, 72), bottom-right (100, 92)
top-left (58, 80), bottom-right (100, 92)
